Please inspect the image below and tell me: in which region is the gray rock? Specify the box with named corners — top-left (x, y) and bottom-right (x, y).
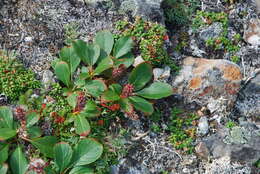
top-left (199, 22), bottom-right (223, 42)
top-left (118, 0), bottom-right (164, 23)
top-left (243, 18), bottom-right (260, 46)
top-left (235, 72), bottom-right (260, 124)
top-left (172, 57), bottom-right (242, 117)
top-left (153, 66), bottom-right (171, 82)
top-left (204, 156), bottom-right (252, 174)
top-left (202, 125), bottom-right (260, 165)
top-left (195, 142), bottom-right (210, 159)
top-left (197, 117), bottom-right (209, 136)
top-left (42, 70), bottom-right (54, 89)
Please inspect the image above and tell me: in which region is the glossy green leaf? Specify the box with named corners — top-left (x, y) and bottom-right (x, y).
top-left (71, 138), bottom-right (103, 166)
top-left (113, 36), bottom-right (133, 58)
top-left (109, 83), bottom-right (122, 95)
top-left (136, 82), bottom-right (173, 99)
top-left (0, 163), bottom-right (8, 174)
top-left (73, 40), bottom-right (100, 66)
top-left (26, 112), bottom-right (40, 128)
top-left (101, 89), bottom-right (120, 102)
top-left (85, 80), bottom-right (107, 98)
top-left (27, 126), bottom-right (42, 139)
top-left (54, 61), bottom-right (71, 87)
top-left (114, 52), bottom-right (135, 68)
top-left (0, 144), bottom-right (8, 164)
top-left (129, 96), bottom-right (154, 115)
top-left (82, 101), bottom-right (100, 117)
top-left (67, 93), bottom-right (78, 109)
top-left (0, 128), bottom-right (16, 140)
top-left (69, 166), bottom-right (94, 174)
top-left (74, 115), bottom-right (90, 136)
top-left (119, 98), bottom-right (133, 113)
top-left (94, 30), bottom-right (114, 55)
top-left (30, 136), bottom-right (58, 158)
top-left (51, 58), bottom-right (60, 70)
top-left (59, 46), bottom-right (81, 75)
top-left (94, 57), bottom-right (113, 75)
top-left (129, 63), bottom-right (152, 91)
top-left (10, 146), bottom-right (28, 174)
top-left (0, 106), bottom-right (13, 129)
top-left (54, 142), bottom-right (73, 172)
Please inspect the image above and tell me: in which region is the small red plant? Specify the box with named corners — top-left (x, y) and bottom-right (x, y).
top-left (120, 84), bottom-right (134, 98)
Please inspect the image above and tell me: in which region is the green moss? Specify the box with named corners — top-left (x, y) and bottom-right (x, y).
top-left (162, 0), bottom-right (199, 28)
top-left (225, 121), bottom-right (237, 129)
top-left (115, 17), bottom-right (169, 66)
top-left (193, 11), bottom-right (241, 61)
top-left (0, 50), bottom-right (41, 101)
top-left (168, 108), bottom-right (198, 154)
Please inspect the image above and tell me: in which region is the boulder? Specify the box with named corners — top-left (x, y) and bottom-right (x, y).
top-left (172, 57), bottom-right (243, 117)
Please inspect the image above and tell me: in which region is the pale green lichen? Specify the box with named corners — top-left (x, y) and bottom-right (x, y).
top-left (223, 126), bottom-right (251, 144)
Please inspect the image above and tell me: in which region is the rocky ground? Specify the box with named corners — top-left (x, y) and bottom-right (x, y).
top-left (0, 0), bottom-right (259, 173)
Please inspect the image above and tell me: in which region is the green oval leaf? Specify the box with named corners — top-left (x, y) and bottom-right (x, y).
top-left (0, 163), bottom-right (8, 174)
top-left (94, 30), bottom-right (114, 55)
top-left (136, 82), bottom-right (173, 99)
top-left (26, 112), bottom-right (40, 128)
top-left (67, 93), bottom-right (78, 109)
top-left (54, 142), bottom-right (73, 172)
top-left (54, 61), bottom-right (71, 87)
top-left (69, 166), bottom-right (94, 174)
top-left (129, 63), bottom-right (152, 91)
top-left (81, 101), bottom-right (100, 118)
top-left (0, 144), bottom-right (9, 164)
top-left (74, 115), bottom-right (90, 136)
top-left (71, 138), bottom-right (103, 166)
top-left (0, 128), bottom-right (16, 141)
top-left (27, 126), bottom-right (42, 139)
top-left (85, 80), bottom-right (107, 98)
top-left (10, 146), bottom-right (28, 174)
top-left (94, 57), bottom-right (113, 75)
top-left (30, 136), bottom-right (58, 158)
top-left (59, 46), bottom-right (81, 75)
top-left (0, 106), bottom-right (13, 129)
top-left (129, 96), bottom-right (154, 115)
top-left (101, 89), bottom-right (120, 102)
top-left (73, 40), bottom-right (100, 66)
top-left (113, 36), bottom-right (133, 58)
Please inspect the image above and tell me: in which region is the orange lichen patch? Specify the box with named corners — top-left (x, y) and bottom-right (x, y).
top-left (225, 83), bottom-right (240, 95)
top-left (199, 86), bottom-right (213, 96)
top-left (189, 77), bottom-right (202, 89)
top-left (221, 65), bottom-right (242, 81)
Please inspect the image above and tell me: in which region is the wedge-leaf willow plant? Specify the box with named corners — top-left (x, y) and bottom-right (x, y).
top-left (0, 106), bottom-right (58, 174)
top-left (101, 62), bottom-right (173, 119)
top-left (52, 30), bottom-right (134, 91)
top-left (0, 106), bottom-right (103, 174)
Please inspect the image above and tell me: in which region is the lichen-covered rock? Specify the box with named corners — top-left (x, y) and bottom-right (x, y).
top-left (202, 125), bottom-right (260, 165)
top-left (235, 71), bottom-right (260, 124)
top-left (204, 156), bottom-right (252, 174)
top-left (172, 57), bottom-right (243, 117)
top-left (243, 18), bottom-right (260, 46)
top-left (118, 0), bottom-right (164, 23)
top-left (199, 22), bottom-right (223, 42)
top-left (197, 116), bottom-right (209, 136)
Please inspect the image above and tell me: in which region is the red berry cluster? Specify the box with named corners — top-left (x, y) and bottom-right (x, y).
top-left (120, 84), bottom-right (134, 98)
top-left (28, 158), bottom-right (48, 174)
top-left (112, 64), bottom-right (126, 78)
top-left (73, 92), bottom-right (86, 113)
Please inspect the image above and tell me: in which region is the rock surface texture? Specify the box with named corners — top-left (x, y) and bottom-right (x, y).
top-left (172, 57), bottom-right (242, 117)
